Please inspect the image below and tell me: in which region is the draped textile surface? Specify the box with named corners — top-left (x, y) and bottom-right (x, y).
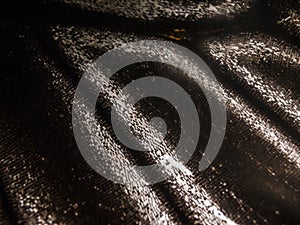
top-left (0, 1), bottom-right (299, 224)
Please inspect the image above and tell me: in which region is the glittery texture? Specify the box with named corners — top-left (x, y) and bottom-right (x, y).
top-left (270, 0), bottom-right (300, 40)
top-left (0, 1), bottom-right (299, 225)
top-left (51, 0), bottom-right (254, 21)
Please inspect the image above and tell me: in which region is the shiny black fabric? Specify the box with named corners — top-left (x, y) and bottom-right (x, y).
top-left (0, 1), bottom-right (299, 224)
